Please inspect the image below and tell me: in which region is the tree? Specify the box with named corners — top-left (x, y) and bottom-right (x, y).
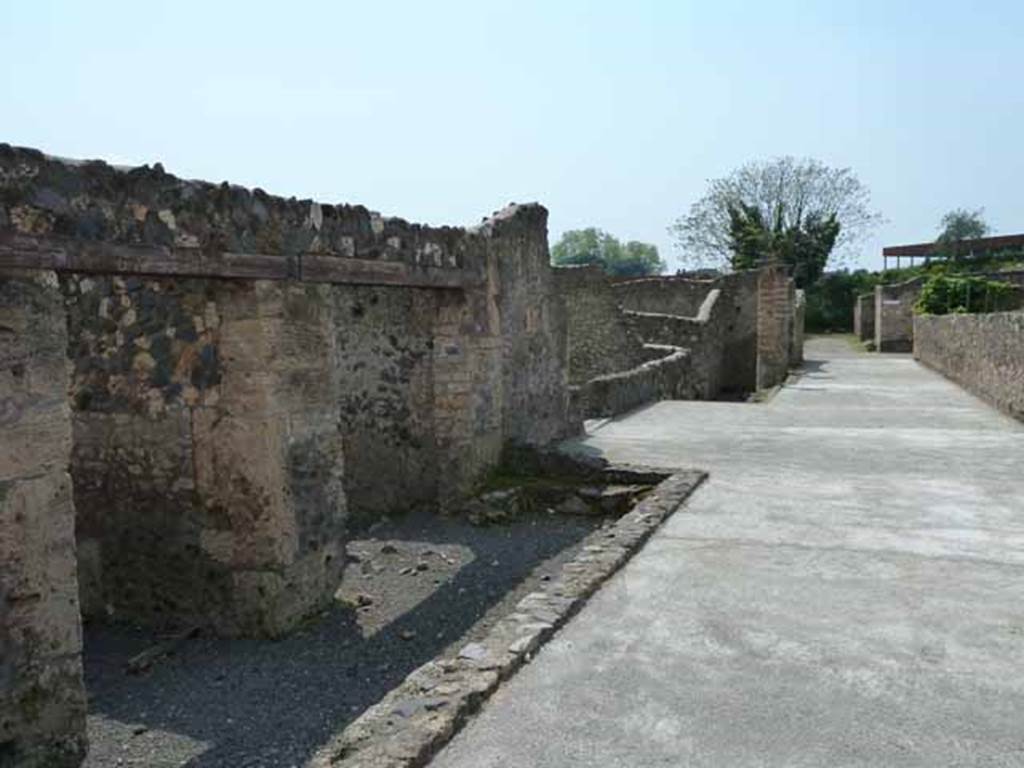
top-left (725, 200), bottom-right (840, 287)
top-left (670, 157), bottom-right (881, 270)
top-left (551, 228), bottom-right (665, 277)
top-left (936, 208), bottom-right (989, 260)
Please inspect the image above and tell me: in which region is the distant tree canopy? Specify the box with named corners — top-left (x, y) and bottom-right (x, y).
top-left (551, 228), bottom-right (665, 277)
top-left (936, 208), bottom-right (989, 260)
top-left (670, 157), bottom-right (881, 274)
top-left (726, 201), bottom-right (840, 288)
top-left (803, 269), bottom-right (880, 333)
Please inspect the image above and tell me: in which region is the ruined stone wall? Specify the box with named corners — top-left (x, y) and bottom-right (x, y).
top-left (914, 311), bottom-right (1024, 420)
top-left (875, 276), bottom-right (926, 353)
top-left (791, 289), bottom-right (805, 365)
top-left (431, 206), bottom-right (574, 506)
top-left (330, 285), bottom-right (439, 523)
top-left (713, 271), bottom-right (760, 393)
top-left (552, 266), bottom-right (644, 384)
top-left (875, 271), bottom-right (1024, 353)
top-left (615, 271), bottom-right (760, 397)
top-left (756, 266), bottom-right (793, 389)
top-left (854, 293), bottom-right (875, 343)
top-left (569, 345), bottom-right (692, 420)
top-left (64, 274), bottom-right (347, 636)
top-left (0, 270), bottom-right (87, 767)
top-left (0, 145), bottom-right (573, 639)
top-left (623, 290), bottom-right (724, 400)
top-left (488, 207), bottom-right (573, 447)
top-left (612, 276), bottom-right (713, 317)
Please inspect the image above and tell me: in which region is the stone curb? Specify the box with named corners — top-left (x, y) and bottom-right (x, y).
top-left (307, 469), bottom-right (707, 768)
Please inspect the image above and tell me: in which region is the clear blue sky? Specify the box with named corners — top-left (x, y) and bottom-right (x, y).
top-left (3, 1), bottom-right (1022, 271)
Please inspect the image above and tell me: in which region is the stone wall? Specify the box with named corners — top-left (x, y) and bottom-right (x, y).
top-left (64, 274), bottom-right (348, 635)
top-left (613, 271), bottom-right (762, 398)
top-left (612, 277), bottom-right (713, 317)
top-left (623, 290), bottom-right (724, 399)
top-left (914, 311), bottom-right (1024, 420)
top-left (791, 289), bottom-right (805, 365)
top-left (875, 276), bottom-right (926, 352)
top-left (569, 345), bottom-right (692, 420)
top-left (432, 206), bottom-right (573, 507)
top-left (553, 266), bottom-right (644, 384)
top-left (854, 293), bottom-right (875, 343)
top-left (874, 270), bottom-right (1024, 352)
top-left (0, 270), bottom-right (87, 767)
top-left (756, 265), bottom-right (793, 389)
top-left (714, 271), bottom-right (760, 393)
top-left (0, 145), bottom-right (573, 640)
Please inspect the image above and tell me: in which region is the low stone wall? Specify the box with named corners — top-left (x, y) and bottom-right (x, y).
top-left (914, 311), bottom-right (1024, 420)
top-left (612, 276), bottom-right (714, 317)
top-left (553, 266), bottom-right (644, 384)
top-left (623, 289), bottom-right (724, 399)
top-left (310, 466), bottom-right (706, 768)
top-left (0, 270), bottom-right (87, 767)
top-left (569, 345), bottom-right (693, 420)
top-left (875, 270), bottom-right (1024, 352)
top-left (614, 270), bottom-right (762, 398)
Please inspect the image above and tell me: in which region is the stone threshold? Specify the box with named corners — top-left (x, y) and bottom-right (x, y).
top-left (308, 467), bottom-right (706, 768)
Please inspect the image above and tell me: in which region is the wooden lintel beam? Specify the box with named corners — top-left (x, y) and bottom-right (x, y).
top-left (0, 232), bottom-right (482, 290)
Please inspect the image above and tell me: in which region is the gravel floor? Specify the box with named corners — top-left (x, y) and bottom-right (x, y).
top-left (83, 510), bottom-right (602, 768)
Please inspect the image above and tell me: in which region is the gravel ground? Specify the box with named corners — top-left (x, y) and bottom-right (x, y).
top-left (83, 510), bottom-right (603, 768)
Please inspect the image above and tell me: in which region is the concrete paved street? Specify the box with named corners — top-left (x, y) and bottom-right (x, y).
top-left (431, 336), bottom-right (1024, 767)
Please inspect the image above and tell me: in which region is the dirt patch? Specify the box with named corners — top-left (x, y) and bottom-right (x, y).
top-left (82, 510), bottom-right (602, 768)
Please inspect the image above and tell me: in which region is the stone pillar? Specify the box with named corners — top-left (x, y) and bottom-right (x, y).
top-left (0, 270), bottom-right (87, 767)
top-left (756, 265), bottom-right (791, 389)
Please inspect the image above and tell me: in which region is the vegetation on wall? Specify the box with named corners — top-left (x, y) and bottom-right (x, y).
top-left (914, 273), bottom-right (1019, 316)
top-left (803, 249), bottom-right (1024, 332)
top-left (803, 269), bottom-right (880, 332)
top-left (551, 228), bottom-right (665, 277)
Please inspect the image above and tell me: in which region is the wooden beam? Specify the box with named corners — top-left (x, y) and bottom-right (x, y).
top-left (0, 232), bottom-right (483, 289)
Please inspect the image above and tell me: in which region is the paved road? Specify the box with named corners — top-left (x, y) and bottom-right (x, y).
top-left (431, 336), bottom-right (1024, 767)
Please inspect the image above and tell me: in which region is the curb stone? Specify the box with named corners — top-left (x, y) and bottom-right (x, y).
top-left (307, 469), bottom-right (706, 768)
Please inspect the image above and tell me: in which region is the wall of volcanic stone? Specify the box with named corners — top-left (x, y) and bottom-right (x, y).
top-left (0, 269), bottom-right (87, 768)
top-left (0, 144), bottom-right (574, 638)
top-left (553, 265), bottom-right (646, 385)
top-left (614, 271), bottom-right (761, 397)
top-left (612, 276), bottom-right (714, 317)
top-left (914, 310), bottom-right (1024, 421)
top-left (62, 273), bottom-right (348, 636)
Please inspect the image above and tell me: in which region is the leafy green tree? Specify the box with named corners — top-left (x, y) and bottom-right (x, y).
top-left (671, 156), bottom-right (880, 270)
top-left (551, 228), bottom-right (664, 277)
top-left (803, 269), bottom-right (880, 332)
top-left (936, 208), bottom-right (989, 260)
top-left (725, 201), bottom-right (840, 287)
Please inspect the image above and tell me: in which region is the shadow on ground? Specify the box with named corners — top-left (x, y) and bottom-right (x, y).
top-left (83, 510), bottom-right (600, 768)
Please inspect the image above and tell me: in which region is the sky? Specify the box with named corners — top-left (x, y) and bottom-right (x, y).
top-left (2, 1), bottom-right (1022, 272)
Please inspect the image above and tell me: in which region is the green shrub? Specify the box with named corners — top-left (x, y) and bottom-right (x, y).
top-left (804, 269), bottom-right (880, 332)
top-left (914, 273), bottom-right (1019, 315)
